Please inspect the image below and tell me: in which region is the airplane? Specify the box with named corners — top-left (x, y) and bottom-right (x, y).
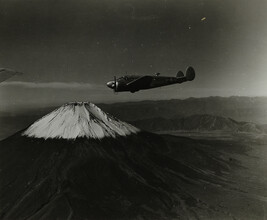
top-left (0, 68), bottom-right (23, 83)
top-left (107, 66), bottom-right (195, 93)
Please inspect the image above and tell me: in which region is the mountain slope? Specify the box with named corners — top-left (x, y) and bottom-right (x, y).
top-left (1, 132), bottom-right (238, 219)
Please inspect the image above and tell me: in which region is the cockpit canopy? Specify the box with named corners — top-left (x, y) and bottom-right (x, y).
top-left (118, 75), bottom-right (139, 81)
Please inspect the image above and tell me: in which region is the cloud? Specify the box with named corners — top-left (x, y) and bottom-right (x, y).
top-left (0, 81), bottom-right (105, 90)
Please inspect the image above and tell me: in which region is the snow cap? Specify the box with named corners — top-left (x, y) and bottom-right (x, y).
top-left (22, 102), bottom-right (139, 140)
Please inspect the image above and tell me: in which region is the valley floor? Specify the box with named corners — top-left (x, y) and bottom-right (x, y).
top-left (160, 132), bottom-right (267, 219)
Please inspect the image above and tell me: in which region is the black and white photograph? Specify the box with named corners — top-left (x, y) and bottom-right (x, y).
top-left (0, 0), bottom-right (267, 219)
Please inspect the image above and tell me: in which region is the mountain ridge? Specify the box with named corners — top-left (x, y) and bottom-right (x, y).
top-left (130, 114), bottom-right (264, 133)
top-left (98, 96), bottom-right (267, 123)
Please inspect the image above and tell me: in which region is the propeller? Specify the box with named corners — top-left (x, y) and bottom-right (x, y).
top-left (113, 76), bottom-right (117, 93)
top-left (107, 76), bottom-right (118, 93)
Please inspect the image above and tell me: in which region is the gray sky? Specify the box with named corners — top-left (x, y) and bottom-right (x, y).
top-left (0, 0), bottom-right (267, 111)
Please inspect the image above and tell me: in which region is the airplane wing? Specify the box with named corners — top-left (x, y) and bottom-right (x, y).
top-left (126, 76), bottom-right (153, 89)
top-left (0, 68), bottom-right (23, 83)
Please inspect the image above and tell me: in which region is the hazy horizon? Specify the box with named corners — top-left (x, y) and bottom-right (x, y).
top-left (1, 95), bottom-right (267, 115)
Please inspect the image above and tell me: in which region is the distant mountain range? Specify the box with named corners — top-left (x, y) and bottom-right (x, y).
top-left (99, 96), bottom-right (267, 124)
top-left (1, 96), bottom-right (267, 140)
top-left (130, 114), bottom-right (265, 134)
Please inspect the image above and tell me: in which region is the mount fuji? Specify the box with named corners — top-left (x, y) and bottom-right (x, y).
top-left (22, 102), bottom-right (139, 140)
top-left (0, 102), bottom-right (258, 219)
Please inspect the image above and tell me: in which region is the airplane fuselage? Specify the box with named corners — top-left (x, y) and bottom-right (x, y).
top-left (115, 75), bottom-right (187, 92)
top-left (106, 66), bottom-right (195, 93)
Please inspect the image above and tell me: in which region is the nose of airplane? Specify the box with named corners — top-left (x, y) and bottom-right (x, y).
top-left (106, 81), bottom-right (115, 89)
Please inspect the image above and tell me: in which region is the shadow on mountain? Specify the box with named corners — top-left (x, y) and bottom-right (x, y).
top-left (1, 130), bottom-right (257, 219)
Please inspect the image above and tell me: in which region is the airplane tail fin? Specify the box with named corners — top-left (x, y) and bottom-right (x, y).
top-left (185, 66), bottom-right (195, 81)
top-left (176, 71), bottom-right (184, 78)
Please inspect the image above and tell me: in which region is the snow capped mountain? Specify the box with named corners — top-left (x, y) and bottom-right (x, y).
top-left (22, 102), bottom-right (139, 140)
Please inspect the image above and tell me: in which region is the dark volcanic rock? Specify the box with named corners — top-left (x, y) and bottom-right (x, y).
top-left (0, 131), bottom-right (236, 220)
top-left (0, 132), bottom-right (167, 219)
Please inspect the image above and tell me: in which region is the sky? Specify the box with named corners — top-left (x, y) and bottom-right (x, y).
top-left (0, 0), bottom-right (267, 111)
